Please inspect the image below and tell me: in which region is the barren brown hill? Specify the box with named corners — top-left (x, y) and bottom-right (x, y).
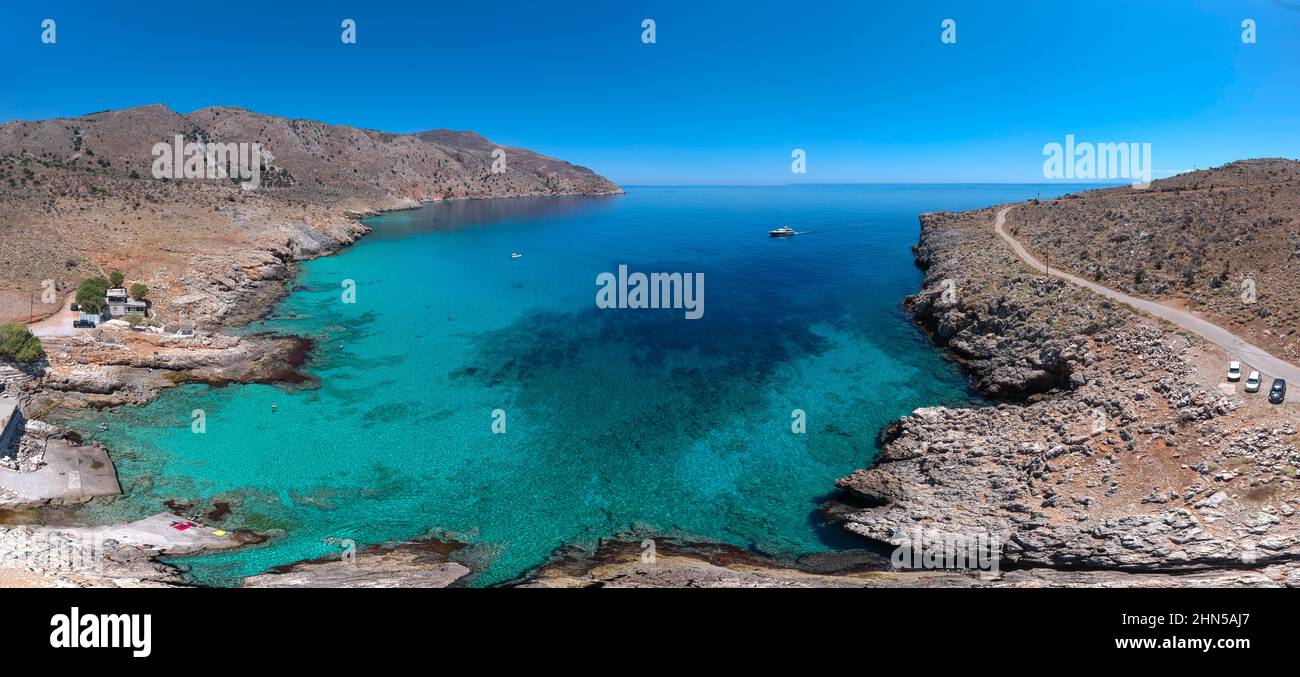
top-left (0, 104), bottom-right (621, 326)
top-left (1006, 159), bottom-right (1300, 361)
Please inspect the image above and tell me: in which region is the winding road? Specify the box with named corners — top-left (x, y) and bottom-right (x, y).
top-left (993, 206), bottom-right (1300, 389)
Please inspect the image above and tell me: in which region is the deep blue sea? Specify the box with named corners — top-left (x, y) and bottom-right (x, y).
top-left (71, 184), bottom-right (1082, 585)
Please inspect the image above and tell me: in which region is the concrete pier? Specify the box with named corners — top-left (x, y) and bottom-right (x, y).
top-left (0, 438), bottom-right (121, 507)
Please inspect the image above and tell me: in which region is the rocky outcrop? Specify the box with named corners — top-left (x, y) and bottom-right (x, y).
top-left (0, 418), bottom-right (59, 472)
top-left (174, 218), bottom-right (369, 326)
top-left (903, 207), bottom-right (1126, 397)
top-left (833, 192), bottom-right (1300, 582)
top-left (0, 513), bottom-right (263, 588)
top-left (510, 536), bottom-right (893, 588)
top-left (0, 525), bottom-right (182, 587)
top-left (512, 535), bottom-right (1300, 588)
top-left (241, 539), bottom-right (472, 588)
top-left (16, 328), bottom-right (313, 415)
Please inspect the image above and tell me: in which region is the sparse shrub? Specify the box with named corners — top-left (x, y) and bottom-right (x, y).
top-left (0, 324), bottom-right (43, 364)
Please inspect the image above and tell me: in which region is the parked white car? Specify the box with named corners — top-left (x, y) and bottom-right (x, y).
top-left (1244, 371), bottom-right (1262, 393)
top-left (1227, 361), bottom-right (1242, 382)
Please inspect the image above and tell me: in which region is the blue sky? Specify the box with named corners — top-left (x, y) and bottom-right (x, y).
top-left (1, 1), bottom-right (1297, 184)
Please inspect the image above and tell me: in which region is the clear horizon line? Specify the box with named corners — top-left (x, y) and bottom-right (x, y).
top-left (615, 180), bottom-right (1133, 187)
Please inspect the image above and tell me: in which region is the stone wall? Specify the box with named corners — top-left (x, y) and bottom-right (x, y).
top-left (0, 395), bottom-right (24, 459)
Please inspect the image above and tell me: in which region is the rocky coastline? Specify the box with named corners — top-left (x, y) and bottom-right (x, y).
top-left (0, 105), bottom-right (624, 583)
top-left (5, 138), bottom-right (1295, 587)
top-left (0, 102), bottom-right (624, 446)
top-left (831, 193), bottom-right (1299, 584)
top-left (241, 538), bottom-right (473, 588)
top-left (0, 512), bottom-right (269, 587)
top-left (510, 534), bottom-right (1300, 588)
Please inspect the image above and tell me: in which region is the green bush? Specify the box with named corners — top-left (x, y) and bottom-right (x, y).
top-left (109, 271), bottom-right (125, 287)
top-left (129, 283), bottom-right (149, 299)
top-left (0, 324), bottom-right (43, 364)
top-left (75, 277), bottom-right (109, 313)
top-left (124, 312), bottom-right (144, 328)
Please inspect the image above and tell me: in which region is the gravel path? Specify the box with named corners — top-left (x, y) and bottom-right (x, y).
top-left (994, 205), bottom-right (1300, 393)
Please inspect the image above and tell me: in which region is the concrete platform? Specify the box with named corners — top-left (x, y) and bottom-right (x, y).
top-left (56, 512), bottom-right (245, 554)
top-left (0, 439), bottom-right (121, 506)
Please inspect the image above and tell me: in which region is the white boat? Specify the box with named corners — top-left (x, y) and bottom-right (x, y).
top-left (769, 226), bottom-right (796, 237)
top-left (511, 253), bottom-right (523, 259)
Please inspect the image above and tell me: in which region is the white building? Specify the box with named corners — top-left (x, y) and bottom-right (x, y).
top-left (106, 298), bottom-right (148, 318)
top-left (103, 288), bottom-right (147, 318)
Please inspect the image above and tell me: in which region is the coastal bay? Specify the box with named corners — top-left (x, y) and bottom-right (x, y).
top-left (58, 184), bottom-right (1076, 586)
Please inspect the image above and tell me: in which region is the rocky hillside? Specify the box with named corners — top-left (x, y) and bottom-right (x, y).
top-left (0, 104), bottom-right (621, 326)
top-left (1007, 159), bottom-right (1300, 361)
top-left (903, 207), bottom-right (1128, 397)
top-left (831, 190), bottom-right (1300, 583)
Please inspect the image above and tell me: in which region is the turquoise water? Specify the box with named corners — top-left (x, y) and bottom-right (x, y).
top-left (70, 184), bottom-right (1079, 586)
